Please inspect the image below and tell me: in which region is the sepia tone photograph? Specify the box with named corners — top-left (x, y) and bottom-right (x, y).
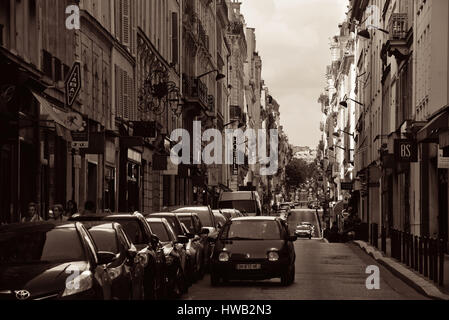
top-left (0, 0), bottom-right (449, 311)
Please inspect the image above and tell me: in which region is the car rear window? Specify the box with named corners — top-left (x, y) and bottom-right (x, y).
top-left (89, 229), bottom-right (119, 253)
top-left (175, 209), bottom-right (213, 228)
top-left (219, 201), bottom-right (255, 214)
top-left (178, 217), bottom-right (194, 234)
top-left (116, 220), bottom-right (146, 245)
top-left (0, 228), bottom-right (85, 264)
top-left (148, 222), bottom-right (170, 242)
top-left (222, 220), bottom-right (281, 240)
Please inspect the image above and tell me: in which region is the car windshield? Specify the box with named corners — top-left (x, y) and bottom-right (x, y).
top-left (219, 201), bottom-right (255, 214)
top-left (221, 220), bottom-right (281, 240)
top-left (148, 222), bottom-right (170, 242)
top-left (89, 229), bottom-right (118, 253)
top-left (178, 217), bottom-right (194, 234)
top-left (0, 228), bottom-right (86, 264)
top-left (116, 220), bottom-right (146, 245)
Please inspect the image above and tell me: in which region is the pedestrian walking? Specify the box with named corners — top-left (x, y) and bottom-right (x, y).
top-left (21, 202), bottom-right (43, 223)
top-left (66, 200), bottom-right (78, 217)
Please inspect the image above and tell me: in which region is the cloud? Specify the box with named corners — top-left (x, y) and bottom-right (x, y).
top-left (241, 0), bottom-right (348, 148)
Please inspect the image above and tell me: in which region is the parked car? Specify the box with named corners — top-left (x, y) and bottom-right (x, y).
top-left (0, 222), bottom-right (114, 300)
top-left (172, 206), bottom-right (219, 269)
top-left (144, 212), bottom-right (190, 290)
top-left (219, 209), bottom-right (244, 221)
top-left (85, 222), bottom-right (145, 300)
top-left (70, 213), bottom-right (166, 300)
top-left (174, 212), bottom-right (209, 277)
top-left (210, 217), bottom-right (297, 286)
top-left (146, 217), bottom-right (189, 299)
top-left (218, 191), bottom-right (262, 216)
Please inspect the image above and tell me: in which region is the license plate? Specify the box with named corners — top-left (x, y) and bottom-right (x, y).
top-left (236, 264), bottom-right (261, 270)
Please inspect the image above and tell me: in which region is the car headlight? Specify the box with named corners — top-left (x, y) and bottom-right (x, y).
top-left (267, 251), bottom-right (279, 262)
top-left (218, 252), bottom-right (230, 262)
top-left (107, 265), bottom-right (122, 281)
top-left (62, 270), bottom-right (93, 297)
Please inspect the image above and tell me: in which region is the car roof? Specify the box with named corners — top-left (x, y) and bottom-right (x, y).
top-left (147, 212), bottom-right (177, 217)
top-left (173, 207), bottom-right (209, 212)
top-left (173, 212), bottom-right (199, 217)
top-left (88, 222), bottom-right (118, 231)
top-left (231, 216), bottom-right (278, 222)
top-left (0, 221), bottom-right (78, 232)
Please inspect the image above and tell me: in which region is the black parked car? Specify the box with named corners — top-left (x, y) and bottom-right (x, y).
top-left (146, 217), bottom-right (189, 299)
top-left (0, 222), bottom-right (114, 300)
top-left (172, 206), bottom-right (219, 268)
top-left (174, 212), bottom-right (209, 278)
top-left (145, 213), bottom-right (191, 290)
top-left (210, 217), bottom-right (297, 286)
top-left (84, 222), bottom-right (145, 300)
top-left (70, 213), bottom-right (165, 300)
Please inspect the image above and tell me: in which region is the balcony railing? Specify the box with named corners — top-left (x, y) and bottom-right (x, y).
top-left (198, 21), bottom-right (209, 50)
top-left (182, 74), bottom-right (208, 107)
top-left (389, 13), bottom-right (408, 40)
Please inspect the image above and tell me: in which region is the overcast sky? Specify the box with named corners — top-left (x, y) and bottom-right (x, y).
top-left (240, 0), bottom-right (348, 149)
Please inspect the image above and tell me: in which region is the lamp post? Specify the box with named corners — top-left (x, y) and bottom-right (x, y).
top-left (197, 69), bottom-right (226, 81)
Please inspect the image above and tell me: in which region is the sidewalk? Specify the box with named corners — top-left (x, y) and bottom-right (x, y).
top-left (353, 240), bottom-right (449, 300)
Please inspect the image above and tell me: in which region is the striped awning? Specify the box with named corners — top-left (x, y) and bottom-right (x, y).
top-left (332, 200), bottom-right (345, 217)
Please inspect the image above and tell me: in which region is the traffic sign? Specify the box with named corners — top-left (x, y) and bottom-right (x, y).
top-left (65, 62), bottom-right (82, 107)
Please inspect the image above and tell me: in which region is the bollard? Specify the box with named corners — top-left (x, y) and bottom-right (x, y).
top-left (439, 239), bottom-right (445, 287)
top-left (418, 236), bottom-right (423, 274)
top-left (429, 239), bottom-right (434, 281)
top-left (424, 237), bottom-right (428, 277)
top-left (414, 236), bottom-right (419, 272)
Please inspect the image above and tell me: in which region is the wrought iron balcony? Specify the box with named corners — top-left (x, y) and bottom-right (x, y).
top-left (389, 13), bottom-right (408, 40)
top-left (386, 13), bottom-right (410, 61)
top-left (182, 74), bottom-right (208, 109)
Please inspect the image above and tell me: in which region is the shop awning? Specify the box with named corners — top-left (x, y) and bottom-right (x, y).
top-left (332, 200), bottom-right (345, 218)
top-left (417, 108), bottom-right (449, 143)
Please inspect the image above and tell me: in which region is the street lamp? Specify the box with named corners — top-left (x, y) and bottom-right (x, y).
top-left (357, 26), bottom-right (389, 39)
top-left (339, 97), bottom-right (364, 108)
top-left (329, 146), bottom-right (354, 152)
top-left (197, 69), bottom-right (226, 81)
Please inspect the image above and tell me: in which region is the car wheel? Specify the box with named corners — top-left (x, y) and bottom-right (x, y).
top-left (281, 265), bottom-right (293, 286)
top-left (210, 272), bottom-right (221, 287)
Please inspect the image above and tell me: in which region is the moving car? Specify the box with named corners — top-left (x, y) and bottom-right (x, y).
top-left (295, 223), bottom-right (314, 239)
top-left (86, 222), bottom-right (145, 300)
top-left (218, 191), bottom-right (262, 216)
top-left (210, 217), bottom-right (297, 286)
top-left (146, 217), bottom-right (189, 299)
top-left (0, 222), bottom-right (113, 300)
top-left (70, 213), bottom-right (166, 300)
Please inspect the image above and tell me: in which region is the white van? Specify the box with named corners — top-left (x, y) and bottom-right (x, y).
top-left (218, 191), bottom-right (263, 216)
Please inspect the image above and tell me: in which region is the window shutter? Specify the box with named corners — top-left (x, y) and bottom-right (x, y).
top-left (115, 65), bottom-right (122, 119)
top-left (122, 0), bottom-right (130, 47)
top-left (128, 75), bottom-right (134, 120)
top-left (123, 70), bottom-right (129, 119)
top-left (171, 12), bottom-right (178, 65)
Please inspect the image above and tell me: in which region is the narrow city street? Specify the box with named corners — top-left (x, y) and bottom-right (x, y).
top-left (183, 211), bottom-right (428, 300)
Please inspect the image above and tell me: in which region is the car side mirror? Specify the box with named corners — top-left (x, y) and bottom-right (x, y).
top-left (288, 235), bottom-right (297, 242)
top-left (97, 251), bottom-right (116, 265)
top-left (200, 227), bottom-right (210, 235)
top-left (177, 235), bottom-right (189, 244)
top-left (150, 234), bottom-right (160, 247)
top-left (126, 248), bottom-right (138, 260)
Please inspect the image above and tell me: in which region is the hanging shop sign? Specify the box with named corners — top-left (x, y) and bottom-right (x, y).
top-left (65, 62), bottom-right (82, 107)
top-left (394, 139), bottom-right (418, 163)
